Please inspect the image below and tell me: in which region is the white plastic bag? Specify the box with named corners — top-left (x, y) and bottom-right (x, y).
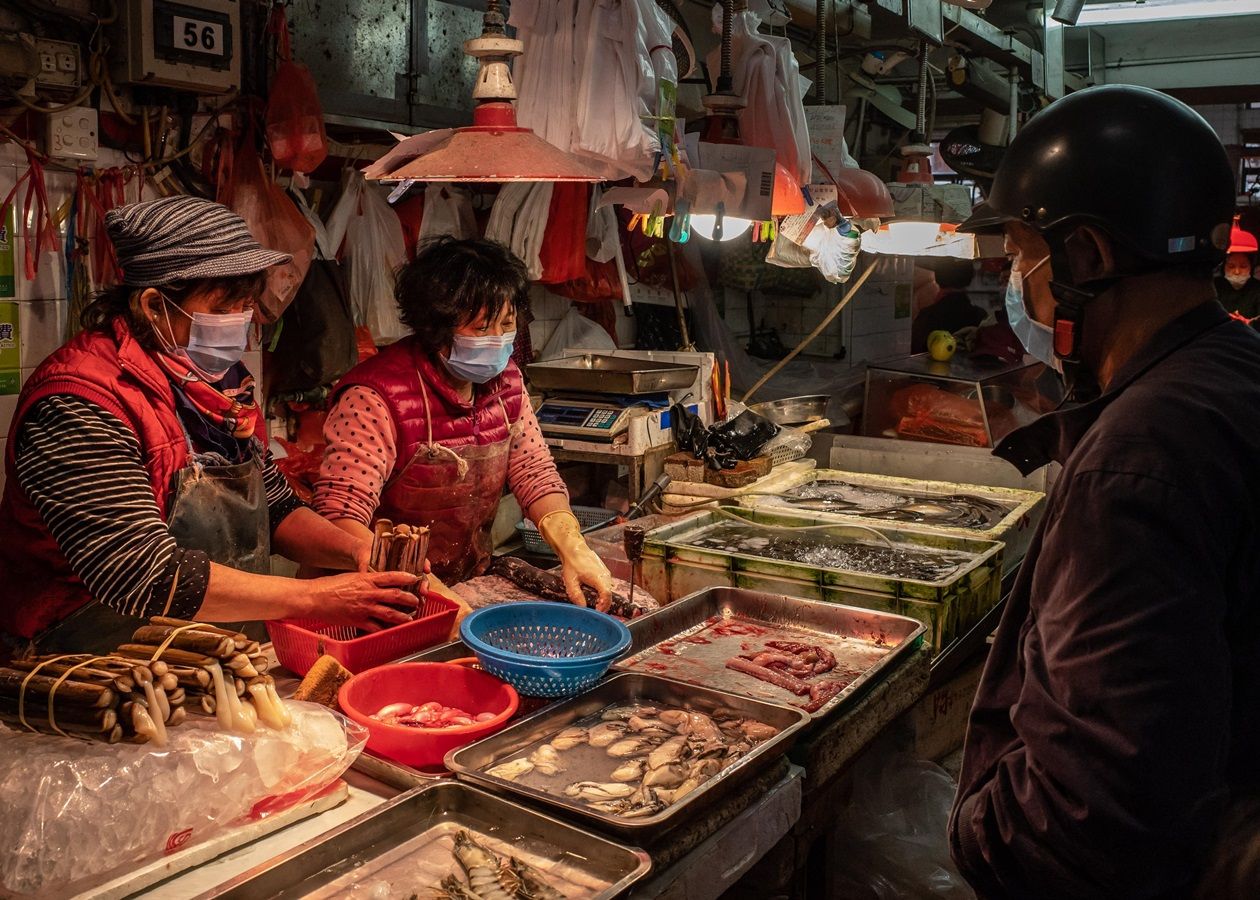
top-left (418, 183), bottom-right (478, 241)
top-left (0, 703), bottom-right (365, 897)
top-left (707, 5), bottom-right (812, 186)
top-left (804, 226), bottom-right (862, 283)
top-left (539, 306), bottom-right (617, 360)
top-left (328, 171), bottom-right (409, 343)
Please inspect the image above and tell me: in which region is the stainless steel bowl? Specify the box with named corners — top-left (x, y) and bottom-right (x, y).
top-left (749, 394), bottom-right (830, 426)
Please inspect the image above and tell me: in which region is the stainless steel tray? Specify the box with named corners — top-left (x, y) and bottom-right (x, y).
top-left (528, 354), bottom-right (698, 395)
top-left (447, 672), bottom-right (808, 838)
top-left (615, 587), bottom-right (926, 724)
top-left (196, 782), bottom-right (651, 900)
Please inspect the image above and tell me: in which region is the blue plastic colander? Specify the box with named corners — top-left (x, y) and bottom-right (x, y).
top-left (459, 602), bottom-right (632, 698)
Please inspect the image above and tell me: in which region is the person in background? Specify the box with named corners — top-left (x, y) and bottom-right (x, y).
top-left (313, 236), bottom-right (612, 616)
top-left (911, 258), bottom-right (986, 353)
top-left (1215, 220), bottom-right (1260, 324)
top-left (948, 85), bottom-right (1260, 899)
top-left (0, 197), bottom-right (420, 657)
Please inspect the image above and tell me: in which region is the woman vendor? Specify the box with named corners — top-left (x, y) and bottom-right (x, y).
top-left (0, 196), bottom-right (420, 656)
top-left (313, 236), bottom-right (613, 613)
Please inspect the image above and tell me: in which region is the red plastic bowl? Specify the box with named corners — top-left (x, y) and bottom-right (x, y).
top-left (338, 661), bottom-right (519, 769)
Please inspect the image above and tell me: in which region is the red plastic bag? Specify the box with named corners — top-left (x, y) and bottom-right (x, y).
top-left (538, 183), bottom-right (588, 284)
top-left (217, 134), bottom-right (315, 322)
top-left (265, 7), bottom-right (328, 174)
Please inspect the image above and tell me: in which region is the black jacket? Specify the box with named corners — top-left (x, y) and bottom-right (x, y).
top-left (950, 301), bottom-right (1260, 900)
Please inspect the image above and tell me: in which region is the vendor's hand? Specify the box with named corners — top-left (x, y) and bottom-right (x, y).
top-left (306, 571), bottom-right (421, 632)
top-left (561, 544), bottom-right (614, 613)
top-left (352, 541), bottom-right (373, 573)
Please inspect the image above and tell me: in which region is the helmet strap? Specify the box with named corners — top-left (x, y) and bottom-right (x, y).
top-left (1046, 236), bottom-right (1103, 402)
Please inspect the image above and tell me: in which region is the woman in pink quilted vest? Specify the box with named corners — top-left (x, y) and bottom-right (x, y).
top-left (0, 196), bottom-right (421, 656)
top-left (313, 237), bottom-right (612, 616)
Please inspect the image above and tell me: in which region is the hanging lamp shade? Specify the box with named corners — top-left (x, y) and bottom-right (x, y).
top-left (1228, 215), bottom-right (1258, 254)
top-left (830, 166), bottom-right (895, 219)
top-left (363, 1), bottom-right (606, 184)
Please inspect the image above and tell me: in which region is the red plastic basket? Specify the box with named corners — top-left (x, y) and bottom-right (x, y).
top-left (267, 591), bottom-right (460, 675)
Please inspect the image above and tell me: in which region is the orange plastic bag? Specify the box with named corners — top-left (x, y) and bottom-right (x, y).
top-left (265, 7), bottom-right (328, 173)
top-left (217, 135), bottom-right (315, 321)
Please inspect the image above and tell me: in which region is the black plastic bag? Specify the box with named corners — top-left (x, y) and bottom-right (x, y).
top-left (267, 258), bottom-right (357, 395)
top-left (708, 410), bottom-right (781, 463)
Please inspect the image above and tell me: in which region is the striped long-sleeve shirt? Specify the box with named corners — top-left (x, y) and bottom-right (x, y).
top-left (13, 395), bottom-right (304, 621)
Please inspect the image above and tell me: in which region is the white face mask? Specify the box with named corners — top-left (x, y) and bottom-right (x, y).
top-left (1225, 272), bottom-right (1251, 289)
top-left (157, 296), bottom-right (253, 380)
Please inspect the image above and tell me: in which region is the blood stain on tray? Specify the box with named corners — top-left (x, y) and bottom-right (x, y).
top-left (683, 636), bottom-right (711, 645)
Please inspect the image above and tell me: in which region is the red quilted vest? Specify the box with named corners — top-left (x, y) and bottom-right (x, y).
top-left (334, 336), bottom-right (525, 476)
top-left (0, 318), bottom-right (189, 639)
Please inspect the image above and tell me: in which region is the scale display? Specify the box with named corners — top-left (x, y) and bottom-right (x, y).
top-left (536, 399), bottom-right (636, 442)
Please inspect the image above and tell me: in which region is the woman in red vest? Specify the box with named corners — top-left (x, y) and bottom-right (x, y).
top-left (313, 237), bottom-right (612, 614)
top-left (0, 196), bottom-right (420, 656)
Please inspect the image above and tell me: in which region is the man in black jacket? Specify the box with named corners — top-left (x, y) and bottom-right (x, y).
top-left (949, 85), bottom-right (1260, 900)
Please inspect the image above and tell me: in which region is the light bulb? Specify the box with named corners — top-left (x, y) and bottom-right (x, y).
top-left (861, 221), bottom-right (946, 255)
top-left (690, 214), bottom-right (753, 242)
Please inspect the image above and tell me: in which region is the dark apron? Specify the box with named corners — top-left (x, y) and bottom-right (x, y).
top-left (33, 450), bottom-right (271, 654)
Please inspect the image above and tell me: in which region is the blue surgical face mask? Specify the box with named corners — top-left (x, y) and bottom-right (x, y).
top-left (445, 332), bottom-right (517, 384)
top-left (1005, 256), bottom-right (1061, 374)
top-left (161, 296), bottom-right (253, 380)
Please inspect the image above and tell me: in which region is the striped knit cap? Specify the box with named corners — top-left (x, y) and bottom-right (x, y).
top-left (105, 196), bottom-right (292, 287)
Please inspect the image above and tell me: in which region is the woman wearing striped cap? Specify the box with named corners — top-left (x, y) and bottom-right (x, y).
top-left (0, 196), bottom-right (421, 656)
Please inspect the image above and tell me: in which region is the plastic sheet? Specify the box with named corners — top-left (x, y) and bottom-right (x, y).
top-left (826, 746), bottom-right (975, 900)
top-left (538, 306), bottom-right (617, 360)
top-left (0, 702), bottom-right (366, 897)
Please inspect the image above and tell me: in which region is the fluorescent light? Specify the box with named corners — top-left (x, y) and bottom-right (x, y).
top-left (860, 222), bottom-right (978, 259)
top-left (1075, 0), bottom-right (1260, 26)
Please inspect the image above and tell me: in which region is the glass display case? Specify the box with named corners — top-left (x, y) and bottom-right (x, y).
top-left (861, 353), bottom-right (1062, 449)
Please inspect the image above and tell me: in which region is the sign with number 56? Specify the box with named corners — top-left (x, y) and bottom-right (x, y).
top-left (172, 15), bottom-right (224, 56)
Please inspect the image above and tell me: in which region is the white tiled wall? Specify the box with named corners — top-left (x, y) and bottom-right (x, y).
top-left (1195, 103), bottom-right (1260, 146)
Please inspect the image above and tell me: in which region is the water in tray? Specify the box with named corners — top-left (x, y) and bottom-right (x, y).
top-left (683, 521), bottom-right (975, 582)
top-left (769, 480), bottom-right (1013, 530)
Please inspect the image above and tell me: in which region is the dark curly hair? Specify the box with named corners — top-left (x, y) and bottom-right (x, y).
top-left (80, 272), bottom-right (268, 350)
top-left (396, 236), bottom-right (528, 356)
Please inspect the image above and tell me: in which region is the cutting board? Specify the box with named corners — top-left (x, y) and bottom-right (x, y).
top-left (662, 459), bottom-right (817, 504)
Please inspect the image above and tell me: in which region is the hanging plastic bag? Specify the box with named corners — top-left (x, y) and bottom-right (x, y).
top-left (267, 257), bottom-right (356, 395)
top-left (218, 135), bottom-right (315, 321)
top-left (418, 184), bottom-right (478, 241)
top-left (539, 183), bottom-right (589, 284)
top-left (265, 7), bottom-right (329, 174)
top-left (539, 306), bottom-right (617, 360)
top-left (332, 171), bottom-right (408, 344)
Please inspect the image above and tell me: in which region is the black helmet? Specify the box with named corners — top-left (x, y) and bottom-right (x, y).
top-left (960, 85), bottom-right (1235, 267)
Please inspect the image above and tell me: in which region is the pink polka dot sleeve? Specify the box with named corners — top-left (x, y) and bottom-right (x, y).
top-left (507, 399), bottom-right (570, 511)
top-left (312, 386), bottom-right (399, 526)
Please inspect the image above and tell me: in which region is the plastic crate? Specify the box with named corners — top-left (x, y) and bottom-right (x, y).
top-left (267, 591), bottom-right (460, 676)
top-left (516, 505), bottom-right (618, 555)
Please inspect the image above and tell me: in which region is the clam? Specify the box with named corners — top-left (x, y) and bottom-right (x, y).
top-left (588, 721), bottom-right (628, 748)
top-left (740, 720), bottom-right (778, 742)
top-left (611, 759), bottom-right (646, 782)
top-left (647, 735), bottom-right (688, 770)
top-left (627, 715), bottom-right (673, 736)
top-left (486, 758), bottom-right (534, 782)
top-left (528, 744), bottom-right (565, 777)
top-left (550, 726), bottom-right (588, 751)
top-left (643, 761), bottom-right (689, 789)
top-left (601, 704), bottom-right (659, 722)
top-left (607, 736), bottom-right (654, 758)
top-left (564, 781), bottom-right (635, 802)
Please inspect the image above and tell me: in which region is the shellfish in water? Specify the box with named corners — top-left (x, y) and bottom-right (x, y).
top-left (529, 744), bottom-right (565, 777)
top-left (564, 781), bottom-right (636, 802)
top-left (607, 736), bottom-right (655, 758)
top-left (588, 721), bottom-right (628, 747)
top-left (452, 830), bottom-right (517, 900)
top-left (647, 735), bottom-right (688, 770)
top-left (601, 704), bottom-right (659, 721)
top-left (643, 761), bottom-right (689, 789)
top-left (550, 726), bottom-right (588, 751)
top-left (611, 759), bottom-right (646, 782)
top-left (486, 758), bottom-right (534, 781)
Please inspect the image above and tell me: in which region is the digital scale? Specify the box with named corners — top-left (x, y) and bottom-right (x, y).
top-left (535, 396), bottom-right (662, 442)
top-left (527, 354), bottom-right (703, 444)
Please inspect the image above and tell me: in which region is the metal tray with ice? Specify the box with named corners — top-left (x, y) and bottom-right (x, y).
top-left (196, 781), bottom-right (650, 899)
top-left (616, 587), bottom-right (926, 724)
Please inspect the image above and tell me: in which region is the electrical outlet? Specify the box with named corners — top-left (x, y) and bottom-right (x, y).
top-left (33, 38), bottom-right (79, 89)
top-left (44, 106), bottom-right (97, 161)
